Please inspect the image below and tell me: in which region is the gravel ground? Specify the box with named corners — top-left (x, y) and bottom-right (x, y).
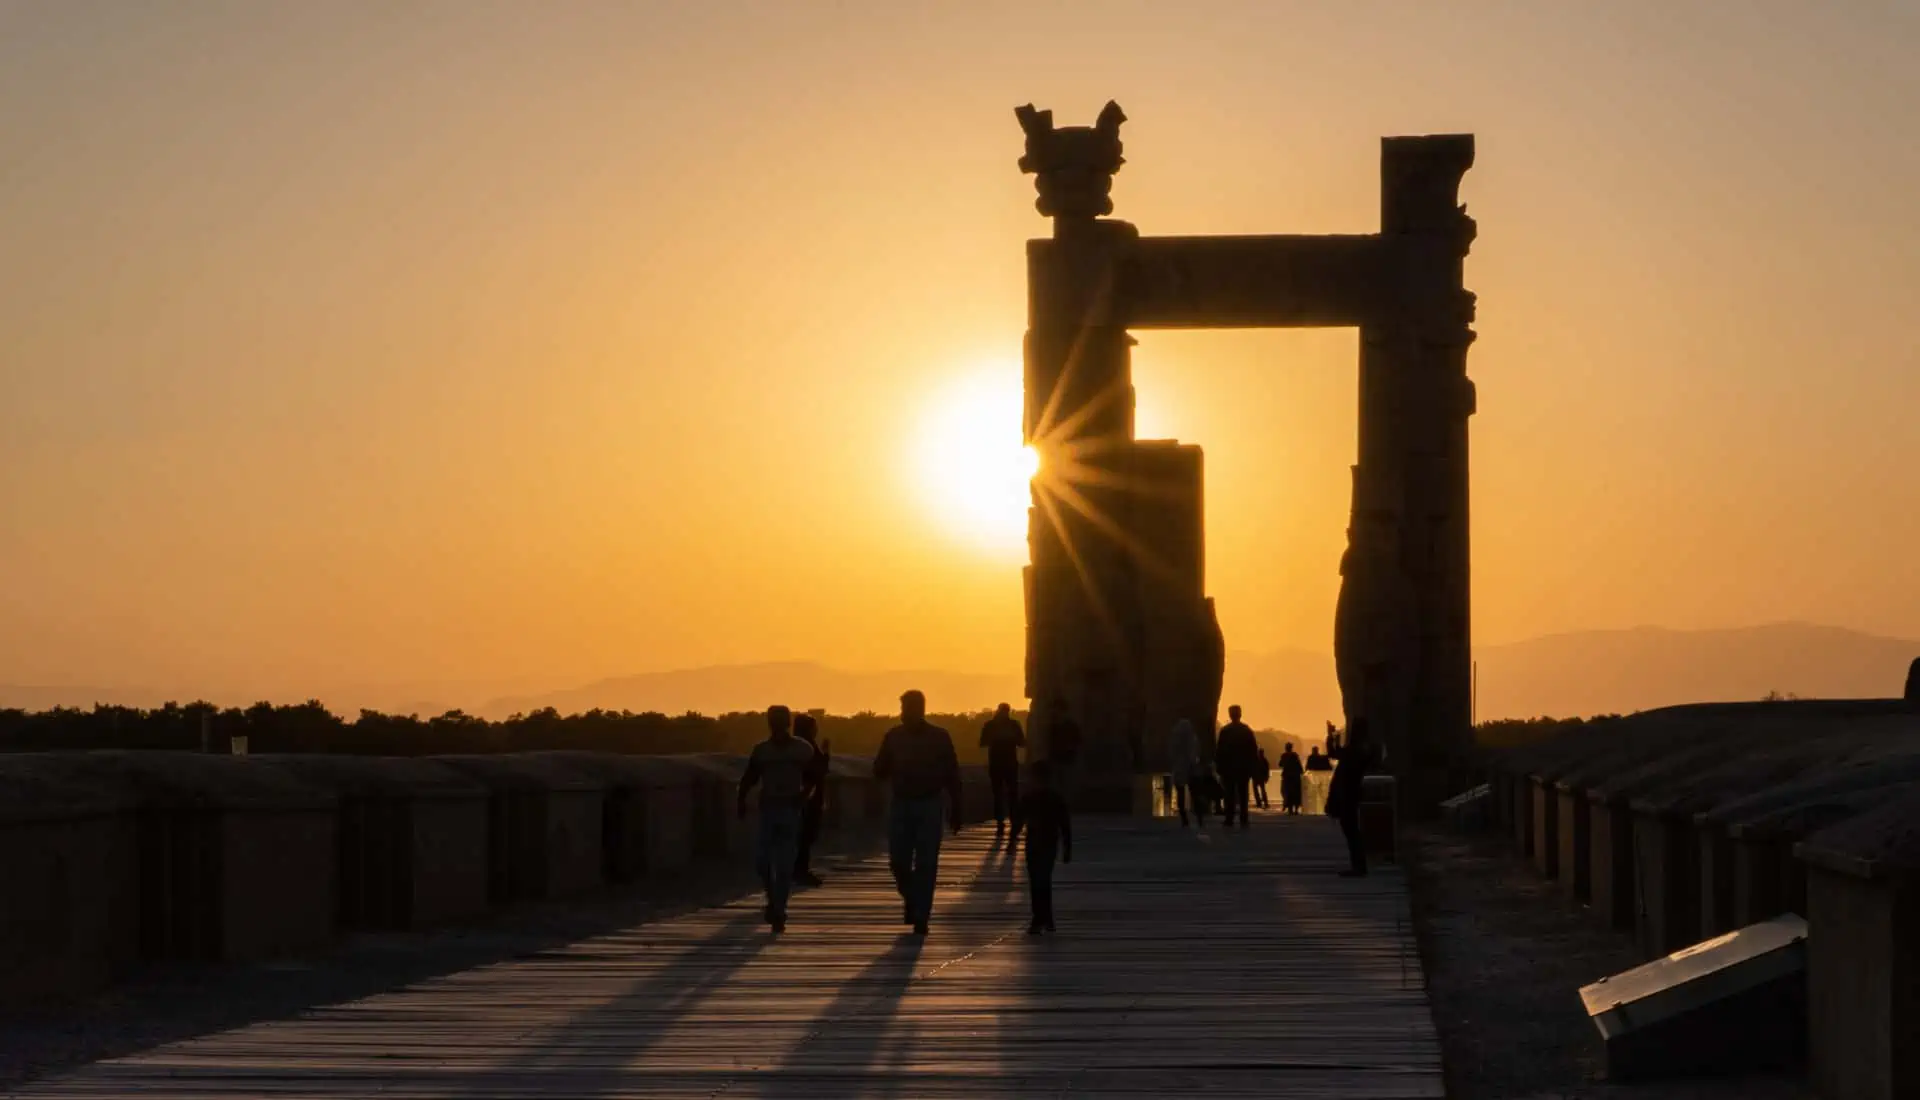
top-left (0, 832), bottom-right (885, 1092)
top-left (1405, 824), bottom-right (1817, 1100)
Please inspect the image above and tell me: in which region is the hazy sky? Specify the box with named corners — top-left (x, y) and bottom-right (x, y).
top-left (4, 1), bottom-right (1918, 706)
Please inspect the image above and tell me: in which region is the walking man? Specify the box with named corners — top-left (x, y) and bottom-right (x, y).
top-left (1013, 759), bottom-right (1072, 934)
top-left (1325, 718), bottom-right (1375, 877)
top-left (1167, 717), bottom-right (1203, 827)
top-left (979, 702), bottom-right (1026, 829)
top-left (793, 712), bottom-right (831, 888)
top-left (1215, 704), bottom-right (1259, 829)
top-left (738, 705), bottom-right (818, 933)
top-left (874, 689), bottom-right (963, 935)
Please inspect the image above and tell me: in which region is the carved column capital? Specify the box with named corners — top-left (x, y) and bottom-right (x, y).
top-left (1016, 101), bottom-right (1127, 222)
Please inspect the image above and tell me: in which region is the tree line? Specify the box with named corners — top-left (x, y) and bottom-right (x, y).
top-left (0, 700), bottom-right (1024, 764)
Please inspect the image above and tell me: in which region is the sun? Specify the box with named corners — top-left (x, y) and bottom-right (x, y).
top-left (913, 366), bottom-right (1039, 557)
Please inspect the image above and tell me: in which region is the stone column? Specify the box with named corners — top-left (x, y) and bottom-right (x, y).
top-left (1016, 102), bottom-right (1149, 810)
top-left (1344, 134), bottom-right (1476, 817)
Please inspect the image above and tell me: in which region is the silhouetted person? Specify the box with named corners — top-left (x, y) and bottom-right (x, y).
top-left (1279, 742), bottom-right (1304, 814)
top-left (1253, 748), bottom-right (1272, 810)
top-left (873, 689), bottom-right (962, 935)
top-left (1013, 759), bottom-right (1072, 934)
top-left (738, 705), bottom-right (818, 932)
top-left (793, 712), bottom-right (830, 888)
top-left (978, 702), bottom-right (1026, 828)
top-left (1305, 747), bottom-right (1332, 772)
top-left (1167, 717), bottom-right (1203, 827)
top-left (1215, 705), bottom-right (1258, 829)
top-left (1907, 657), bottom-right (1920, 704)
top-left (1325, 719), bottom-right (1376, 878)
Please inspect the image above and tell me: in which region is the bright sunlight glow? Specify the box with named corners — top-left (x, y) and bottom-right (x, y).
top-left (913, 366), bottom-right (1038, 558)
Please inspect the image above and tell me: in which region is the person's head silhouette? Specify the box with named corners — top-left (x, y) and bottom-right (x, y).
top-left (794, 712), bottom-right (818, 744)
top-left (766, 705), bottom-right (792, 739)
top-left (900, 690), bottom-right (926, 725)
top-left (1228, 704), bottom-right (1243, 723)
top-left (996, 702), bottom-right (1012, 719)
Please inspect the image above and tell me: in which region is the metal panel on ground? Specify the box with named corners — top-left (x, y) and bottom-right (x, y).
top-left (1579, 913), bottom-right (1808, 1081)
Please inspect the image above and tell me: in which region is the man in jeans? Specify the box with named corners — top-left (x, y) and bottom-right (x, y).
top-left (874, 689), bottom-right (962, 935)
top-left (738, 705), bottom-right (818, 933)
top-left (978, 702), bottom-right (1026, 829)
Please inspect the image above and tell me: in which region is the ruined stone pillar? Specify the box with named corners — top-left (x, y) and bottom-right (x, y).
top-left (1016, 103), bottom-right (1150, 809)
top-left (1344, 135), bottom-right (1477, 816)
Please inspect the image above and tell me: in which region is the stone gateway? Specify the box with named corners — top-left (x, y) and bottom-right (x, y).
top-left (1015, 102), bottom-right (1477, 816)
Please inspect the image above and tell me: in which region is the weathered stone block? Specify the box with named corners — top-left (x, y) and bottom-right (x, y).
top-left (433, 755), bottom-right (603, 902)
top-left (1632, 808), bottom-right (1700, 959)
top-left (1531, 776), bottom-right (1558, 879)
top-left (1797, 795), bottom-right (1920, 1100)
top-left (44, 751), bottom-right (338, 965)
top-left (534, 752), bottom-right (699, 880)
top-left (1589, 794), bottom-right (1637, 932)
top-left (0, 757), bottom-right (130, 1007)
top-left (258, 755), bottom-right (489, 931)
top-left (1557, 783), bottom-right (1591, 902)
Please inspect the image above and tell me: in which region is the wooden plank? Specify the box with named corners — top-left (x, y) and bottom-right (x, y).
top-left (7, 813), bottom-right (1443, 1099)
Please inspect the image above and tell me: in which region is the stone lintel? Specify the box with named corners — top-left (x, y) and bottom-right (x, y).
top-left (1118, 233), bottom-right (1386, 329)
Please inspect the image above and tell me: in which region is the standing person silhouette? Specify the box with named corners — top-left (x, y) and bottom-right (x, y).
top-left (1253, 748), bottom-right (1273, 810)
top-left (737, 705), bottom-right (818, 933)
top-left (978, 703), bottom-right (1027, 829)
top-left (1013, 759), bottom-right (1072, 934)
top-left (1214, 705), bottom-right (1258, 830)
top-left (873, 689), bottom-right (962, 935)
top-left (1325, 718), bottom-right (1376, 877)
top-left (793, 712), bottom-right (830, 888)
top-left (1279, 742), bottom-right (1305, 814)
top-left (1166, 717), bottom-right (1203, 827)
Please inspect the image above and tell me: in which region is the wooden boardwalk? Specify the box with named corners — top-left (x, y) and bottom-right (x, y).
top-left (10, 813), bottom-right (1443, 1099)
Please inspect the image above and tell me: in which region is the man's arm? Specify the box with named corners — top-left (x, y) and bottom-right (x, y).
top-left (1013, 722), bottom-right (1026, 749)
top-left (872, 730), bottom-right (894, 781)
top-left (737, 752), bottom-right (762, 818)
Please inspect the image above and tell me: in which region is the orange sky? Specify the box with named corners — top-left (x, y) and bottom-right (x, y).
top-left (3, 1), bottom-right (1918, 708)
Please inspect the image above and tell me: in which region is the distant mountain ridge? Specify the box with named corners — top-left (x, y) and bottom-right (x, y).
top-left (1472, 622), bottom-right (1918, 720)
top-left (1225, 622), bottom-right (1918, 735)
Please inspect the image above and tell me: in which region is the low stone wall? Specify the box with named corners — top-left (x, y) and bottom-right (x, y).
top-left (1478, 698), bottom-right (1920, 1096)
top-left (0, 746), bottom-right (1028, 1013)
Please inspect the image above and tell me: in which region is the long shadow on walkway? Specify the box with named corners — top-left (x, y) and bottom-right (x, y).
top-left (433, 908), bottom-right (769, 1097)
top-left (749, 829), bottom-right (1020, 1097)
